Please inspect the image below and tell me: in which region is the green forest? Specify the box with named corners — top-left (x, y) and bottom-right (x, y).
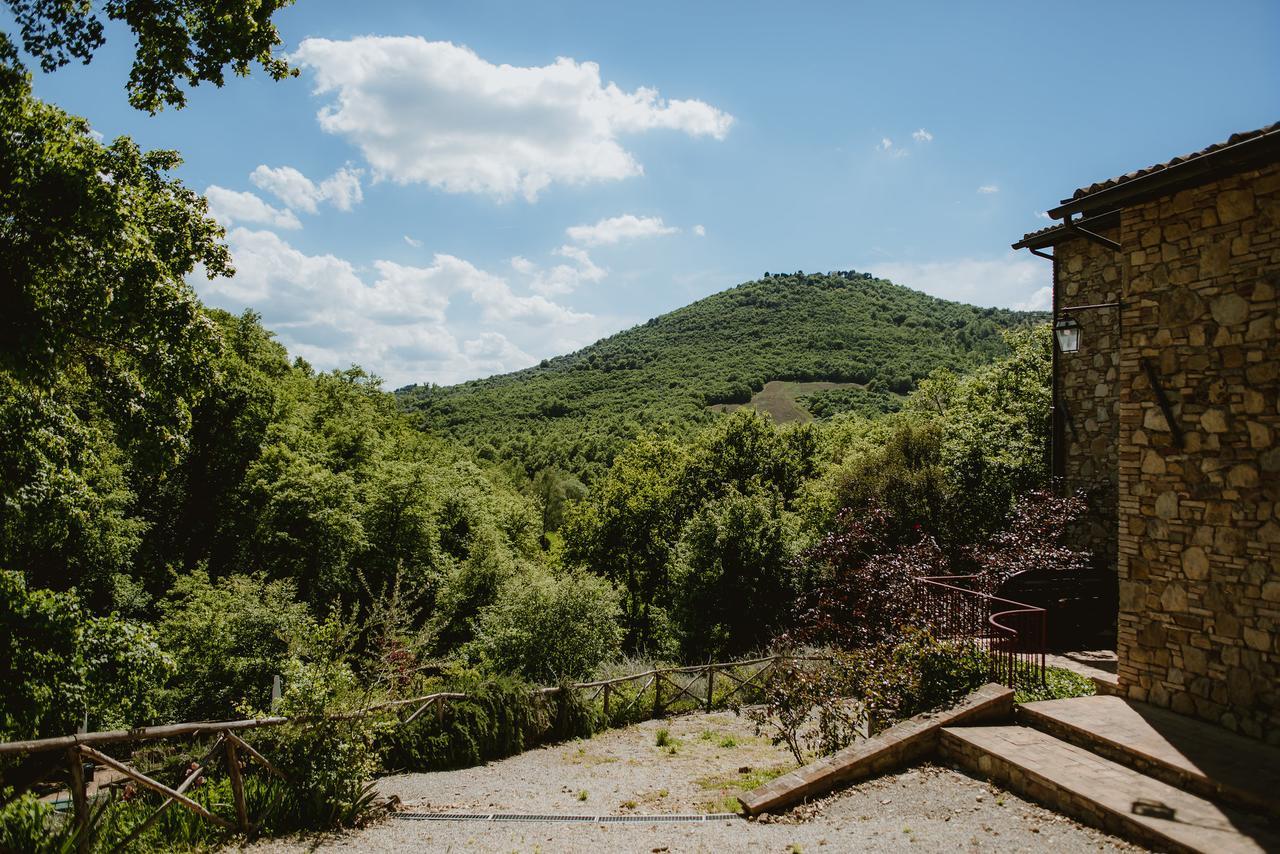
top-left (0, 4), bottom-right (1087, 849)
top-left (399, 271), bottom-right (1044, 482)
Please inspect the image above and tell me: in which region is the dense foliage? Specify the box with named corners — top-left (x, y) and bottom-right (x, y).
top-left (2, 0), bottom-right (296, 112)
top-left (399, 271), bottom-right (1045, 483)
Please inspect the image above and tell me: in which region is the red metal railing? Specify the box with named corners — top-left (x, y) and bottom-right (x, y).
top-left (915, 575), bottom-right (1046, 686)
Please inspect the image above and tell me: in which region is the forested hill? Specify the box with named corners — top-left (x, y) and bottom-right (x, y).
top-left (397, 271), bottom-right (1046, 481)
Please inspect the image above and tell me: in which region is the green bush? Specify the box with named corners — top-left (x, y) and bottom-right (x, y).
top-left (379, 673), bottom-right (594, 772)
top-left (156, 571), bottom-right (316, 721)
top-left (471, 568), bottom-right (622, 683)
top-left (750, 632), bottom-right (989, 763)
top-left (0, 570), bottom-right (171, 741)
top-left (0, 789), bottom-right (84, 853)
top-left (258, 616), bottom-right (382, 831)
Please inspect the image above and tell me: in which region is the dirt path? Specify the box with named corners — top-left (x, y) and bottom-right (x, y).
top-left (248, 711), bottom-right (1142, 853)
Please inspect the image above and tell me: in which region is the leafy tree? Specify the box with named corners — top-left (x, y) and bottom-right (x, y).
top-left (471, 568), bottom-right (622, 682)
top-left (156, 571), bottom-right (316, 720)
top-left (0, 569), bottom-right (170, 740)
top-left (531, 466), bottom-right (587, 535)
top-left (561, 434), bottom-right (686, 652)
top-left (0, 570), bottom-right (84, 739)
top-left (671, 488), bottom-right (797, 660)
top-left (3, 0), bottom-right (297, 112)
top-left (0, 55), bottom-right (224, 605)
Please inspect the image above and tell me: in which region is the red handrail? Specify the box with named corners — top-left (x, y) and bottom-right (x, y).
top-left (915, 575), bottom-right (1046, 686)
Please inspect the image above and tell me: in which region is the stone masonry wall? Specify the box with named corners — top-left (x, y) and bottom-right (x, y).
top-left (1055, 227), bottom-right (1123, 580)
top-left (1115, 162), bottom-right (1280, 742)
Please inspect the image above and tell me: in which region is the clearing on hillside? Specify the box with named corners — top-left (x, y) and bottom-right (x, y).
top-left (708, 380), bottom-right (862, 424)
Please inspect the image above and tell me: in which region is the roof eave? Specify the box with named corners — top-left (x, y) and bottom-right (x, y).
top-left (1048, 127), bottom-right (1280, 220)
top-left (1012, 211), bottom-right (1121, 251)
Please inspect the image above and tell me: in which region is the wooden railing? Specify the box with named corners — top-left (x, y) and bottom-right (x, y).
top-left (915, 575), bottom-right (1046, 686)
top-left (0, 655), bottom-right (816, 850)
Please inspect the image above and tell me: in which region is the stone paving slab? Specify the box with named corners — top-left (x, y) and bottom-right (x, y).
top-left (1019, 694), bottom-right (1280, 817)
top-left (940, 724), bottom-right (1280, 854)
top-left (738, 682), bottom-right (1013, 816)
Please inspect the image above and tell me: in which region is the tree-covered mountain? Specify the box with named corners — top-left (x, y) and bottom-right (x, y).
top-left (397, 271), bottom-right (1046, 481)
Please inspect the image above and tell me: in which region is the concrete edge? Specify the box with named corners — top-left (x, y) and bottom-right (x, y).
top-left (738, 682), bottom-right (1015, 816)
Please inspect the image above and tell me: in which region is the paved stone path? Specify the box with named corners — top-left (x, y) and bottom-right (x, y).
top-left (1020, 694), bottom-right (1280, 816)
top-left (941, 724), bottom-right (1279, 854)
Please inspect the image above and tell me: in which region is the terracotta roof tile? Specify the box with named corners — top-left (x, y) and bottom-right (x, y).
top-left (1066, 121), bottom-right (1280, 202)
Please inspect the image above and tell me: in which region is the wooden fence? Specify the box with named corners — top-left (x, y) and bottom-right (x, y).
top-left (0, 655), bottom-right (818, 850)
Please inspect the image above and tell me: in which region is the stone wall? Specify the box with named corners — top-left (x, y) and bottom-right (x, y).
top-left (1115, 162), bottom-right (1280, 742)
top-left (1055, 226), bottom-right (1123, 580)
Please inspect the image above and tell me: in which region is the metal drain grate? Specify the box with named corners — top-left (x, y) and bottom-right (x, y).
top-left (395, 811), bottom-right (742, 824)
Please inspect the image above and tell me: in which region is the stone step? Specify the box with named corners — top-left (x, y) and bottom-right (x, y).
top-left (1018, 695), bottom-right (1280, 817)
top-left (939, 725), bottom-right (1280, 854)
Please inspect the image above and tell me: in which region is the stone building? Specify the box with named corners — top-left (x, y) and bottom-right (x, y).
top-left (1013, 123), bottom-right (1279, 742)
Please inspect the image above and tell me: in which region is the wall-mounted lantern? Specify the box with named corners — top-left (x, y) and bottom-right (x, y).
top-left (1054, 315), bottom-right (1081, 353)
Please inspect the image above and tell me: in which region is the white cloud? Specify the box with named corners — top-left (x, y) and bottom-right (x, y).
top-left (89, 128), bottom-right (105, 143)
top-left (194, 228), bottom-right (597, 386)
top-left (912, 128), bottom-right (933, 142)
top-left (293, 36), bottom-right (734, 201)
top-left (868, 254), bottom-right (1050, 310)
top-left (1035, 210), bottom-right (1052, 220)
top-left (565, 214), bottom-right (679, 246)
top-left (250, 164), bottom-right (364, 214)
top-left (1016, 285), bottom-right (1053, 311)
top-left (877, 137), bottom-right (908, 158)
top-left (404, 235), bottom-right (423, 247)
top-left (978, 184), bottom-right (1000, 194)
top-left (204, 186), bottom-right (302, 230)
top-left (693, 224), bottom-right (706, 237)
top-left (462, 332), bottom-right (534, 376)
top-left (516, 245), bottom-right (607, 297)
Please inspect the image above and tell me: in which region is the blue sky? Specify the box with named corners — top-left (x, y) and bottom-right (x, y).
top-left (19, 1), bottom-right (1280, 387)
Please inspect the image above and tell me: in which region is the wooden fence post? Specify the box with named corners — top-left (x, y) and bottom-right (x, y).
top-left (66, 747), bottom-right (88, 854)
top-left (705, 666), bottom-right (715, 712)
top-left (652, 671), bottom-right (663, 719)
top-left (602, 682), bottom-right (611, 722)
top-left (224, 734), bottom-right (249, 833)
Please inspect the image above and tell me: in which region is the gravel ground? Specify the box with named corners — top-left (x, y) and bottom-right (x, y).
top-left (247, 711), bottom-right (1142, 853)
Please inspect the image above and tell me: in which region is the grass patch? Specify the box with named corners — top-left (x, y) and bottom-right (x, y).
top-left (696, 762), bottom-right (794, 813)
top-left (697, 763), bottom-right (793, 792)
top-left (1014, 665), bottom-right (1096, 704)
top-left (655, 728), bottom-right (672, 747)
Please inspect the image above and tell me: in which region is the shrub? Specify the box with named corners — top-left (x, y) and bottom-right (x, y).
top-left (788, 507), bottom-right (943, 650)
top-left (256, 614), bottom-right (382, 832)
top-left (0, 571), bottom-right (171, 740)
top-left (0, 571), bottom-right (85, 740)
top-left (750, 631), bottom-right (988, 764)
top-left (156, 571), bottom-right (315, 721)
top-left (471, 568), bottom-right (622, 683)
top-left (1013, 665), bottom-right (1096, 704)
top-left (0, 789), bottom-right (84, 853)
top-left (378, 672), bottom-right (594, 772)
